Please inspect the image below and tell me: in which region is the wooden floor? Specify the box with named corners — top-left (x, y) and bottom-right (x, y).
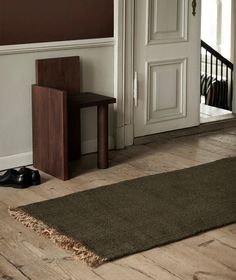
top-left (1, 126), bottom-right (236, 280)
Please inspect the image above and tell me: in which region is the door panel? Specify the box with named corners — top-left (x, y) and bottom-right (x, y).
top-left (147, 0), bottom-right (188, 44)
top-left (134, 0), bottom-right (201, 137)
top-left (146, 59), bottom-right (187, 124)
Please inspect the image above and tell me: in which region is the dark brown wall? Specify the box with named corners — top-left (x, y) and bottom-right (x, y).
top-left (0, 0), bottom-right (113, 45)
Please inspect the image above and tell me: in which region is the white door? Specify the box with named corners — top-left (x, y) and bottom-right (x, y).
top-left (134, 0), bottom-right (201, 137)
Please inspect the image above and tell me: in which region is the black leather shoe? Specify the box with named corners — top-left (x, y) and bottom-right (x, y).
top-left (0, 169), bottom-right (32, 188)
top-left (19, 167), bottom-right (41, 186)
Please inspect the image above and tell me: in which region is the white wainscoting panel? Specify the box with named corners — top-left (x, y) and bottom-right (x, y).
top-left (0, 39), bottom-right (114, 169)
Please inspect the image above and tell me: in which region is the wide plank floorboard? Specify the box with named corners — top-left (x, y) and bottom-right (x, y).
top-left (1, 127), bottom-right (236, 279)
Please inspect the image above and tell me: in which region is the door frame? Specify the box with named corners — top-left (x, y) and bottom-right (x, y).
top-left (114, 0), bottom-right (236, 148)
top-left (114, 0), bottom-right (135, 148)
top-left (233, 0), bottom-right (236, 113)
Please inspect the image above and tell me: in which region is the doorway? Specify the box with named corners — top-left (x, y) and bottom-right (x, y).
top-left (133, 0), bottom-right (201, 138)
top-left (115, 0), bottom-right (236, 147)
top-left (200, 0), bottom-right (235, 123)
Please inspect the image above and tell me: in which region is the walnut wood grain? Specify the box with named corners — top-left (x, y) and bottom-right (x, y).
top-left (67, 98), bottom-right (81, 161)
top-left (69, 92), bottom-right (116, 108)
top-left (36, 56), bottom-right (80, 94)
top-left (32, 85), bottom-right (68, 180)
top-left (33, 56), bottom-right (116, 180)
top-left (97, 104), bottom-right (109, 169)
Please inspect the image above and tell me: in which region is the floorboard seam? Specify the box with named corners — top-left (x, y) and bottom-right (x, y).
top-left (141, 254), bottom-right (184, 280)
top-left (0, 252), bottom-right (32, 280)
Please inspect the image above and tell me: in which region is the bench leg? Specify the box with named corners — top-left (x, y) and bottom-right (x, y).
top-left (97, 104), bottom-right (108, 169)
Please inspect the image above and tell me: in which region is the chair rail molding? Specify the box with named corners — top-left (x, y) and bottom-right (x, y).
top-left (0, 37), bottom-right (114, 55)
top-left (114, 0), bottom-right (134, 149)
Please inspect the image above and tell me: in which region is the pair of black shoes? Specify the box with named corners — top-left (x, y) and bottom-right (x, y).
top-left (0, 167), bottom-right (41, 188)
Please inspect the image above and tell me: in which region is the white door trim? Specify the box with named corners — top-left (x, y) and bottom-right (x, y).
top-left (233, 0), bottom-right (236, 114)
top-left (114, 0), bottom-right (135, 148)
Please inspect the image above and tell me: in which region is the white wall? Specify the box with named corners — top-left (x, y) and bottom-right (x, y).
top-left (0, 39), bottom-right (114, 170)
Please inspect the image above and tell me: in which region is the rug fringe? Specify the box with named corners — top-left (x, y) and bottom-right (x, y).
top-left (8, 207), bottom-right (107, 267)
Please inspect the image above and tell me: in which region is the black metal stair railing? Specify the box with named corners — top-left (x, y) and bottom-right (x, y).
top-left (201, 40), bottom-right (234, 110)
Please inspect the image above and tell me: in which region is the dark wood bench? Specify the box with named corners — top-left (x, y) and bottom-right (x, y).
top-left (32, 56), bottom-right (116, 180)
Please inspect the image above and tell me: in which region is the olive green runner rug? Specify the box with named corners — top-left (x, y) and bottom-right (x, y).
top-left (9, 157), bottom-right (236, 267)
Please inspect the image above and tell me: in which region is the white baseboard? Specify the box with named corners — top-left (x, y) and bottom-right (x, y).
top-left (114, 125), bottom-right (134, 149)
top-left (115, 127), bottom-right (125, 149)
top-left (0, 152), bottom-right (33, 171)
top-left (0, 137), bottom-right (115, 171)
top-left (125, 124), bottom-right (134, 146)
top-left (81, 136), bottom-right (115, 154)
